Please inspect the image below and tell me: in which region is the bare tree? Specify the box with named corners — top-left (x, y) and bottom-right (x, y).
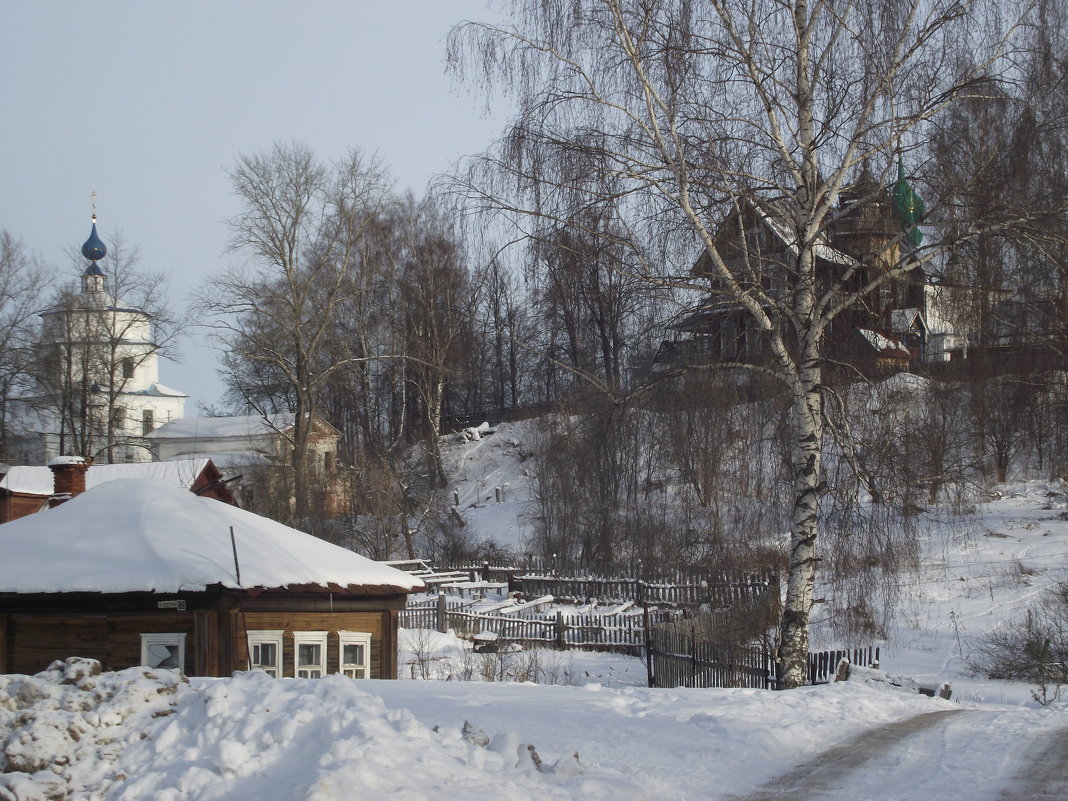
top-left (198, 142), bottom-right (391, 520)
top-left (395, 197), bottom-right (474, 487)
top-left (450, 0), bottom-right (1034, 686)
top-left (0, 231), bottom-right (50, 461)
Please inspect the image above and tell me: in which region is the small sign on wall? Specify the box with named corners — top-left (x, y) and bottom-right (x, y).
top-left (157, 599), bottom-right (187, 611)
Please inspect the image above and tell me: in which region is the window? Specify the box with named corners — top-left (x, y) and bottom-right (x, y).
top-left (140, 633), bottom-right (186, 670)
top-left (338, 631), bottom-right (371, 678)
top-left (111, 406), bottom-right (126, 431)
top-left (294, 631), bottom-right (328, 678)
top-left (142, 408), bottom-right (154, 435)
top-left (247, 630), bottom-right (283, 677)
top-left (122, 357), bottom-right (135, 379)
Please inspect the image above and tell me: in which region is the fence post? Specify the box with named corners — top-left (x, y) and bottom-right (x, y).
top-left (555, 611), bottom-right (566, 650)
top-left (436, 592), bottom-right (447, 634)
top-left (643, 604), bottom-right (655, 688)
top-left (691, 627), bottom-right (699, 687)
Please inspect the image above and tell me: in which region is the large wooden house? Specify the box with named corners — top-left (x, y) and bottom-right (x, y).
top-left (652, 164), bottom-right (969, 376)
top-left (0, 464), bottom-right (422, 678)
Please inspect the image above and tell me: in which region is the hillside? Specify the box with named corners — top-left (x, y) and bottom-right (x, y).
top-left (440, 417), bottom-right (1068, 692)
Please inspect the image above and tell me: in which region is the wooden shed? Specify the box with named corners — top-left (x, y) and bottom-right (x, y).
top-left (0, 473), bottom-right (422, 678)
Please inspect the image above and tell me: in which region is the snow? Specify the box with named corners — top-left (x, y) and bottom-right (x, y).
top-left (146, 413), bottom-right (297, 440)
top-left (0, 479), bottom-right (422, 594)
top-left (1, 458), bottom-right (221, 497)
top-left (0, 660), bottom-right (647, 801)
top-left (857, 327), bottom-right (910, 355)
top-left (141, 382), bottom-right (186, 397)
top-left (444, 420), bottom-right (536, 550)
top-left (4, 655), bottom-right (1064, 801)
top-left (184, 450), bottom-right (272, 469)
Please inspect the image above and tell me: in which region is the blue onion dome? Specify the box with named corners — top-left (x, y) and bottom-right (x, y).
top-left (81, 215), bottom-right (107, 263)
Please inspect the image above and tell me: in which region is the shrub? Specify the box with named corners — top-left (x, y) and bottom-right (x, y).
top-left (968, 583), bottom-right (1068, 705)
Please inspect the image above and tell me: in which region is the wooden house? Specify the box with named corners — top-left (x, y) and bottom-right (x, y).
top-left (0, 457), bottom-right (237, 523)
top-left (650, 164), bottom-right (969, 377)
top-left (0, 465), bottom-right (422, 678)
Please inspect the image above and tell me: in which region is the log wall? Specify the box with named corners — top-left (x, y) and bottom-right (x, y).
top-left (4, 613), bottom-right (194, 675)
top-left (236, 610), bottom-right (389, 678)
top-left (1, 606), bottom-right (401, 680)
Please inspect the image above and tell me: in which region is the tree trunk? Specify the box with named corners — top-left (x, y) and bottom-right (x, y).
top-left (777, 363), bottom-right (823, 688)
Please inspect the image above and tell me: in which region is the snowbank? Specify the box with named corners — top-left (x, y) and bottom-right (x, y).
top-left (0, 659), bottom-right (640, 801)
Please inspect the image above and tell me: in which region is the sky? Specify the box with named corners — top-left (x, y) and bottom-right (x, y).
top-left (1, 1), bottom-right (508, 412)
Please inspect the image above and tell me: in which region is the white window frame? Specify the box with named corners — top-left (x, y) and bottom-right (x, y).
top-left (247, 630), bottom-right (283, 677)
top-left (338, 631), bottom-right (372, 679)
top-left (140, 632), bottom-right (186, 670)
top-left (294, 631), bottom-right (328, 678)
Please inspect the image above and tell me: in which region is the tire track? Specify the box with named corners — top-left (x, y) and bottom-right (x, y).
top-left (998, 724), bottom-right (1068, 801)
top-left (726, 709), bottom-right (966, 801)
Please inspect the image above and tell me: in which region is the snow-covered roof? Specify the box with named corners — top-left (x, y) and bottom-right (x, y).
top-left (1, 466), bottom-right (55, 495)
top-left (0, 478), bottom-right (423, 595)
top-left (0, 458), bottom-right (218, 496)
top-left (146, 413), bottom-right (297, 440)
top-left (857, 328), bottom-right (910, 356)
top-left (123, 382), bottom-right (188, 398)
top-left (756, 205), bottom-right (856, 267)
top-left (175, 450), bottom-right (272, 470)
top-left (890, 308), bottom-right (925, 334)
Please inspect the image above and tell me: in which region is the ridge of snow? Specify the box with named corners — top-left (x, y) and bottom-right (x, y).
top-left (0, 458), bottom-right (218, 497)
top-left (146, 413), bottom-right (297, 440)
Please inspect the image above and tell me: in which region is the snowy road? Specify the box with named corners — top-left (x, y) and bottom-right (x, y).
top-left (732, 709), bottom-right (1068, 801)
top-left (371, 681), bottom-right (1068, 801)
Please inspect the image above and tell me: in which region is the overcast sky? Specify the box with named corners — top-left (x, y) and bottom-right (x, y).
top-left (1, 1), bottom-right (508, 411)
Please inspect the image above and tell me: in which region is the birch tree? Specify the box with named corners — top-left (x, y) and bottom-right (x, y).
top-left (451, 0), bottom-right (1035, 687)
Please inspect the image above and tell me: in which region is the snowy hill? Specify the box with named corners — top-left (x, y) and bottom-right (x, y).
top-left (443, 420), bottom-right (538, 551)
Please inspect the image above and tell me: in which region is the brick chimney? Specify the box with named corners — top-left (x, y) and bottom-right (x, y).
top-left (49, 457), bottom-right (91, 508)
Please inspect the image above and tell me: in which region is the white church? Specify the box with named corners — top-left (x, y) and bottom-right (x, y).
top-left (9, 216), bottom-right (186, 464)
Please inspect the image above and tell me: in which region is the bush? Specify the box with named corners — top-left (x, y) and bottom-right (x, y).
top-left (968, 583), bottom-right (1068, 705)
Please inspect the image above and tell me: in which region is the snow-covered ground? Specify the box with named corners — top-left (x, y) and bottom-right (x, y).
top-left (3, 420), bottom-right (1068, 799)
top-left (3, 655), bottom-right (1065, 800)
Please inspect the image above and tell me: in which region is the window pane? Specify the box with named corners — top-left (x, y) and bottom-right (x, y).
top-left (253, 643), bottom-right (277, 665)
top-left (342, 644), bottom-right (364, 665)
top-left (147, 643), bottom-right (179, 668)
top-left (298, 643), bottom-right (321, 667)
